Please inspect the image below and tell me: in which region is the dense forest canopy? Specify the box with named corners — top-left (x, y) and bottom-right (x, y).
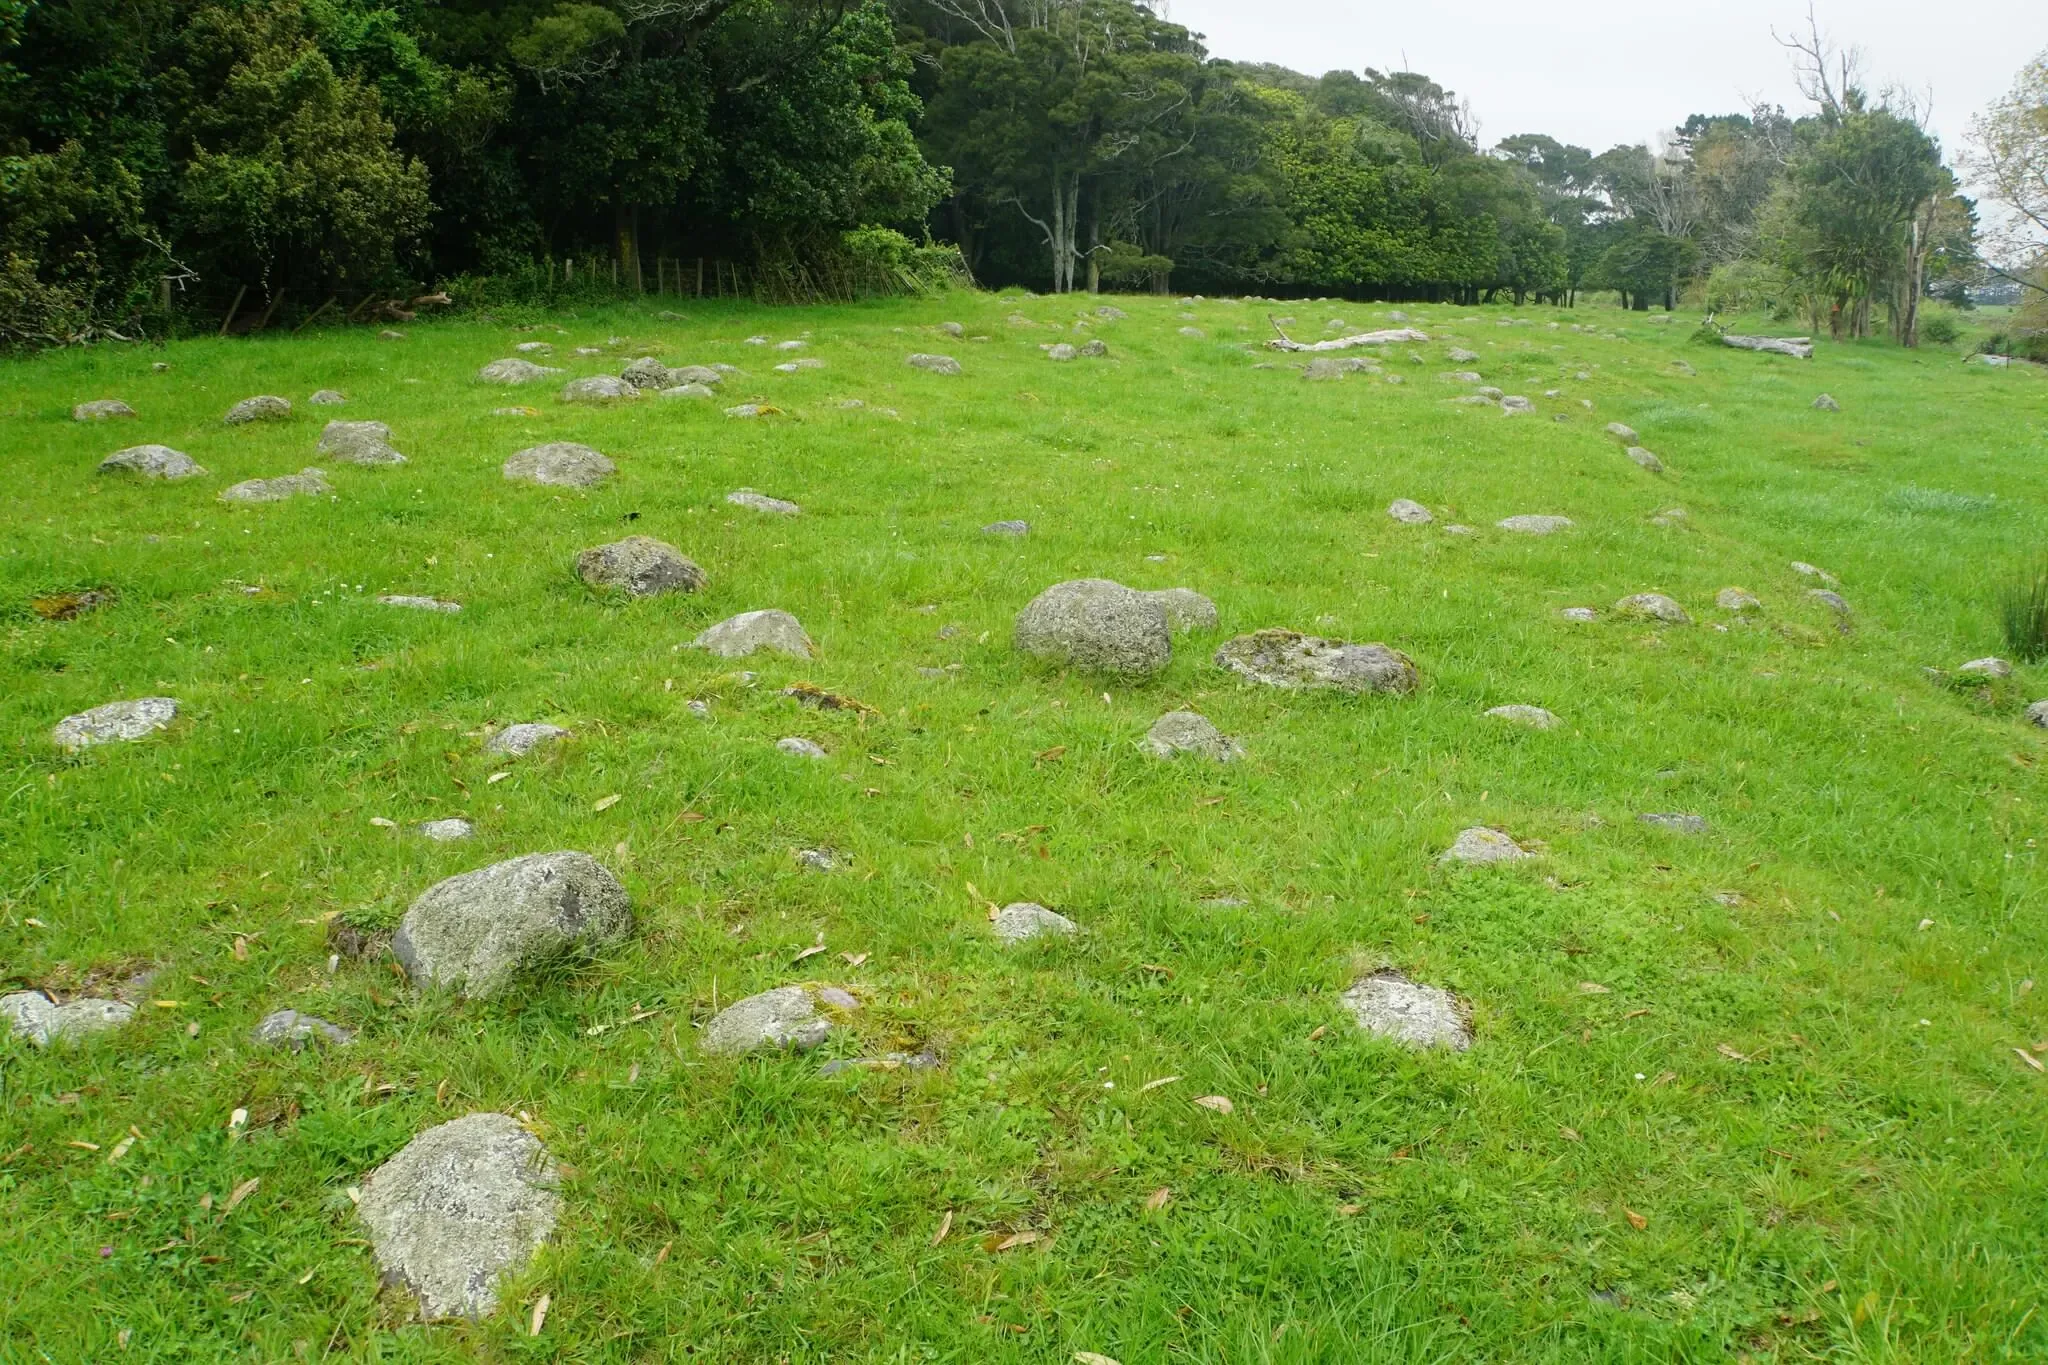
top-left (0, 0), bottom-right (2034, 348)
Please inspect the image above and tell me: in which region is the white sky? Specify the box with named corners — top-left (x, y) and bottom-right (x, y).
top-left (1159, 0), bottom-right (2047, 169)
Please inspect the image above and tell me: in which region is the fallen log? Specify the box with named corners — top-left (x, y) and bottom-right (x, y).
top-left (1720, 333), bottom-right (1813, 359)
top-left (1267, 328), bottom-right (1431, 352)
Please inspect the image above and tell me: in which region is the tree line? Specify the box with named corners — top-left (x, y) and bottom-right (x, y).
top-left (0, 0), bottom-right (2020, 347)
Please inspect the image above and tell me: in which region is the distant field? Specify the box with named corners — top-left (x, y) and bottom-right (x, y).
top-left (2, 293), bottom-right (2046, 1363)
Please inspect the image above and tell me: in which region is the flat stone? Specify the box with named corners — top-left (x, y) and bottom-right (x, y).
top-left (73, 400), bottom-right (135, 421)
top-left (393, 851), bottom-right (632, 999)
top-left (1808, 589), bottom-right (1851, 614)
top-left (418, 818), bottom-right (475, 842)
top-left (1500, 395), bottom-right (1535, 413)
top-left (1486, 704), bottom-right (1560, 729)
top-left (1388, 499), bottom-right (1433, 524)
top-left (220, 468), bottom-right (330, 504)
top-left (795, 848), bottom-right (843, 872)
top-left (1497, 515), bottom-right (1572, 535)
top-left (1095, 305), bottom-right (1126, 319)
top-left (575, 536), bottom-right (703, 596)
top-left (1639, 812), bottom-right (1709, 834)
top-left (53, 696), bottom-right (178, 749)
top-left (1080, 339), bottom-right (1108, 357)
top-left (703, 986), bottom-right (831, 1054)
top-left (491, 406), bottom-right (540, 417)
top-left (1144, 587), bottom-right (1218, 632)
top-left (724, 404), bottom-right (772, 418)
top-left (1605, 422), bottom-right (1638, 442)
top-left (1614, 593), bottom-right (1690, 624)
top-left (1447, 348), bottom-right (1479, 363)
top-left (561, 375), bottom-right (637, 404)
top-left (513, 341), bottom-right (554, 355)
top-left (1790, 562), bottom-right (1838, 585)
top-left (1015, 579), bottom-right (1172, 678)
top-left (308, 390), bottom-right (347, 405)
top-left (477, 359), bottom-right (564, 385)
top-left (224, 395), bottom-right (291, 425)
top-left (1716, 588), bottom-right (1761, 612)
top-left (317, 420), bottom-right (406, 465)
top-left (1812, 393), bottom-right (1841, 411)
top-left (1142, 710), bottom-right (1242, 760)
top-left (1214, 630), bottom-right (1416, 694)
top-left (1559, 607), bottom-right (1599, 622)
top-left (100, 444), bottom-right (205, 479)
top-left (377, 594), bottom-right (460, 613)
top-left (660, 383), bottom-right (715, 399)
top-left (253, 1009), bottom-right (353, 1049)
top-left (991, 902), bottom-right (1078, 943)
top-left (359, 1113), bottom-right (560, 1321)
top-left (778, 737), bottom-right (826, 758)
top-left (484, 723), bottom-right (570, 757)
top-left (692, 609), bottom-right (814, 659)
top-left (726, 489), bottom-right (801, 516)
top-left (1439, 826), bottom-right (1531, 865)
top-left (1443, 371), bottom-right (1484, 383)
top-left (669, 365), bottom-right (723, 386)
top-left (1342, 971), bottom-right (1471, 1050)
top-left (939, 321), bottom-right (964, 336)
top-left (1958, 657), bottom-right (2013, 679)
top-left (983, 520), bottom-right (1029, 536)
top-left (2, 992), bottom-right (136, 1046)
top-left (1440, 521), bottom-right (1472, 533)
top-left (1649, 507), bottom-right (1688, 527)
top-left (1047, 343), bottom-right (1077, 361)
top-left (906, 353), bottom-right (961, 375)
top-left (1178, 326), bottom-right (1205, 338)
top-left (1625, 446), bottom-right (1665, 473)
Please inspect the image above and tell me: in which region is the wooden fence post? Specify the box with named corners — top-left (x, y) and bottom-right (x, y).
top-left (218, 284), bottom-right (248, 337)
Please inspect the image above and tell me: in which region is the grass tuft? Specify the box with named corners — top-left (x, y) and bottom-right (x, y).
top-left (1999, 559), bottom-right (2048, 661)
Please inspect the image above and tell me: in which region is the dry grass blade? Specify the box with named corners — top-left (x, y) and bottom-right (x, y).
top-left (224, 1177), bottom-right (259, 1212)
top-left (931, 1209), bottom-right (953, 1246)
top-left (1624, 1208), bottom-right (1647, 1231)
top-left (1138, 1075), bottom-right (1181, 1092)
top-left (1074, 1353), bottom-right (1122, 1365)
top-left (1192, 1095), bottom-right (1234, 1114)
top-left (530, 1292), bottom-right (550, 1337)
top-left (2015, 1047), bottom-right (2046, 1073)
top-left (1144, 1186), bottom-right (1171, 1211)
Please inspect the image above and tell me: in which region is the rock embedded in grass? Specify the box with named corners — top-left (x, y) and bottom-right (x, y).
top-left (991, 902), bottom-right (1079, 943)
top-left (503, 442), bottom-right (615, 488)
top-left (73, 399), bottom-right (135, 421)
top-left (1486, 704), bottom-right (1560, 729)
top-left (1144, 587), bottom-right (1218, 632)
top-left (560, 375), bottom-right (637, 404)
top-left (392, 851), bottom-right (632, 999)
top-left (1605, 422), bottom-right (1638, 443)
top-left (1614, 593), bottom-right (1690, 624)
top-left (1342, 971), bottom-right (1471, 1050)
top-left (99, 444), bottom-right (206, 480)
top-left (317, 420), bottom-right (406, 465)
top-left (418, 818), bottom-right (474, 842)
top-left (477, 358), bottom-right (564, 385)
top-left (513, 341), bottom-right (553, 355)
top-left (1443, 370), bottom-right (1483, 383)
top-left (219, 468), bottom-right (332, 504)
top-left (1047, 343), bottom-right (1077, 361)
top-left (777, 736), bottom-right (827, 758)
top-left (938, 321), bottom-right (964, 337)
top-left (1142, 710), bottom-right (1242, 761)
top-left (1812, 393), bottom-right (1841, 412)
top-left (620, 356), bottom-right (676, 390)
top-left (2, 992), bottom-right (136, 1046)
top-left (906, 353), bottom-right (961, 375)
top-left (726, 489), bottom-right (800, 516)
top-left (702, 986), bottom-right (832, 1054)
top-left (484, 723), bottom-right (569, 757)
top-left (1014, 578), bottom-right (1172, 678)
top-left (795, 848), bottom-right (843, 872)
top-left (1497, 514), bottom-right (1572, 534)
top-left (1957, 657), bottom-right (2013, 679)
top-left (1808, 589), bottom-right (1851, 616)
top-left (1177, 326), bottom-right (1205, 338)
top-left (1639, 812), bottom-right (1709, 834)
top-left (253, 1009), bottom-right (353, 1049)
top-left (1447, 348), bottom-right (1479, 363)
top-left (660, 383), bottom-right (716, 399)
top-left (2026, 701), bottom-right (2048, 728)
top-left (1716, 588), bottom-right (1761, 612)
top-left (308, 389), bottom-right (347, 405)
top-left (575, 536), bottom-right (703, 596)
top-left (1439, 827), bottom-right (1532, 865)
top-left (53, 696), bottom-right (178, 749)
top-left (1095, 304), bottom-right (1126, 319)
top-left (377, 594), bottom-right (460, 613)
top-left (1080, 339), bottom-right (1108, 357)
top-left (1500, 395), bottom-right (1535, 414)
top-left (1625, 446), bottom-right (1665, 473)
top-left (224, 395), bottom-right (291, 425)
top-left (1214, 630), bottom-right (1417, 694)
top-left (1789, 561), bottom-right (1838, 585)
top-left (1388, 498), bottom-right (1433, 524)
top-left (692, 609), bottom-right (814, 659)
top-left (983, 519), bottom-right (1029, 536)
top-left (358, 1112), bottom-right (561, 1321)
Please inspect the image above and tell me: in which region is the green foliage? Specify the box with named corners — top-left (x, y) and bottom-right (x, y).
top-left (1918, 311), bottom-right (1962, 346)
top-left (1999, 561), bottom-right (2048, 661)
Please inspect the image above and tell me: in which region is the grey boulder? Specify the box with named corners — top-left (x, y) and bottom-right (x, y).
top-left (1342, 971), bottom-right (1471, 1050)
top-left (991, 902), bottom-right (1079, 943)
top-left (485, 723), bottom-right (569, 758)
top-left (702, 985), bottom-right (832, 1055)
top-left (53, 696), bottom-right (178, 749)
top-left (224, 395), bottom-right (291, 425)
top-left (253, 1009), bottom-right (353, 1049)
top-left (1439, 826), bottom-right (1531, 865)
top-left (1625, 446), bottom-right (1665, 473)
top-left (1485, 704), bottom-right (1559, 730)
top-left (1144, 587), bottom-right (1218, 632)
top-left (692, 609), bottom-right (814, 659)
top-left (1605, 422), bottom-right (1638, 443)
top-left (620, 356), bottom-right (675, 390)
top-left (1047, 343), bottom-right (1077, 361)
top-left (73, 400), bottom-right (135, 421)
top-left (1014, 578), bottom-right (1172, 678)
top-left (504, 442), bottom-right (615, 487)
top-left (561, 375), bottom-right (637, 404)
top-left (726, 489), bottom-right (801, 516)
top-left (317, 420), bottom-right (406, 465)
top-left (477, 359), bottom-right (564, 385)
top-left (1614, 593), bottom-right (1690, 624)
top-left (1497, 514), bottom-right (1573, 535)
top-left (1080, 339), bottom-right (1108, 357)
top-left (2, 992), bottom-right (135, 1046)
top-left (1388, 498), bottom-right (1433, 525)
top-left (575, 536), bottom-right (704, 596)
top-left (1141, 710), bottom-right (1242, 761)
top-left (906, 353), bottom-right (961, 375)
top-left (1214, 630), bottom-right (1417, 694)
top-left (100, 445), bottom-right (205, 480)
top-left (219, 468), bottom-right (330, 503)
top-left (392, 851), bottom-right (632, 999)
top-left (1958, 657), bottom-right (2013, 679)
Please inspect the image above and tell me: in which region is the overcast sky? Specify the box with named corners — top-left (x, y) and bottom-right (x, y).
top-left (1158, 0), bottom-right (2046, 168)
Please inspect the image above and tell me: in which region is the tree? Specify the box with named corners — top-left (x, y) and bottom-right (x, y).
top-left (1965, 49), bottom-right (2048, 296)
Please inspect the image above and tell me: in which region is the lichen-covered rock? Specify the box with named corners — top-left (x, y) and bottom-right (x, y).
top-left (308, 390), bottom-right (347, 405)
top-left (53, 696), bottom-right (178, 749)
top-left (219, 468), bottom-right (331, 504)
top-left (983, 519), bottom-right (1029, 537)
top-left (906, 353), bottom-right (961, 375)
top-left (726, 489), bottom-right (801, 516)
top-left (1716, 588), bottom-right (1761, 612)
top-left (477, 358), bottom-right (564, 385)
top-left (1144, 587), bottom-right (1218, 633)
top-left (1614, 593), bottom-right (1690, 625)
top-left (2026, 700), bottom-right (2048, 728)
top-left (392, 851), bottom-right (632, 999)
top-left (2, 992), bottom-right (136, 1046)
top-left (1639, 812), bottom-right (1709, 834)
top-left (668, 365), bottom-right (723, 387)
top-left (561, 375), bottom-right (637, 404)
top-left (1559, 607), bottom-right (1599, 622)
top-left (224, 395), bottom-right (291, 425)
top-left (1808, 589), bottom-right (1851, 615)
top-left (99, 445), bottom-right (205, 480)
top-left (991, 902), bottom-right (1079, 943)
top-left (485, 723), bottom-right (569, 758)
top-left (358, 1113), bottom-right (560, 1321)
top-left (620, 356), bottom-right (675, 390)
top-left (1214, 630), bottom-right (1416, 694)
top-left (1342, 971), bottom-right (1471, 1050)
top-left (317, 420), bottom-right (406, 465)
top-left (1047, 343), bottom-right (1077, 361)
top-left (1790, 561), bottom-right (1838, 585)
top-left (1080, 339), bottom-right (1108, 357)
top-left (1812, 393), bottom-right (1841, 412)
top-left (73, 400), bottom-right (136, 421)
top-left (1500, 395), bottom-right (1536, 414)
top-left (1605, 422), bottom-right (1638, 443)
top-left (1958, 657), bottom-right (2013, 679)
top-left (1388, 498), bottom-right (1433, 525)
top-left (377, 594), bottom-right (460, 613)
top-left (419, 818), bottom-right (474, 842)
top-left (504, 442), bottom-right (615, 488)
top-left (692, 609), bottom-right (814, 659)
top-left (1447, 348), bottom-right (1479, 363)
top-left (1625, 446), bottom-right (1665, 473)
top-left (1439, 827), bottom-right (1531, 865)
top-left (1485, 704), bottom-right (1559, 730)
top-left (1141, 710), bottom-right (1242, 760)
top-left (1014, 578), bottom-right (1172, 678)
top-left (253, 1009), bottom-right (353, 1049)
top-left (777, 737), bottom-right (827, 759)
top-left (702, 986), bottom-right (830, 1055)
top-left (1497, 514), bottom-right (1572, 534)
top-left (575, 536), bottom-right (703, 596)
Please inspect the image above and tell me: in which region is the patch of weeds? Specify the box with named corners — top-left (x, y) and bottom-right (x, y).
top-left (1885, 486), bottom-right (1999, 517)
top-left (1998, 560), bottom-right (2048, 663)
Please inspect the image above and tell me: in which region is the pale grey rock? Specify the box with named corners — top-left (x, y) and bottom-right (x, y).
top-left (1095, 305), bottom-right (1127, 319)
top-left (1649, 507), bottom-right (1687, 527)
top-left (1812, 393), bottom-right (1841, 412)
top-left (392, 851), bottom-right (631, 999)
top-left (1141, 710), bottom-right (1242, 760)
top-left (308, 390), bottom-right (347, 405)
top-left (1446, 348), bottom-right (1479, 363)
top-left (491, 406), bottom-right (539, 417)
top-left (692, 609), bottom-right (814, 659)
top-left (477, 359), bottom-right (564, 385)
top-left (1808, 588), bottom-right (1851, 615)
top-left (1438, 827), bottom-right (1531, 865)
top-left (1144, 587), bottom-right (1218, 632)
top-left (814, 985), bottom-right (859, 1010)
top-left (561, 375), bottom-right (637, 404)
top-left (1497, 514), bottom-right (1572, 534)
top-left (725, 489), bottom-right (800, 516)
top-left (1047, 343), bottom-right (1077, 361)
top-left (1476, 387), bottom-right (1505, 400)
top-left (1214, 630), bottom-right (1417, 694)
top-left (1342, 971), bottom-right (1470, 1050)
top-left (795, 848), bottom-right (843, 872)
top-left (73, 400), bottom-right (135, 421)
top-left (1614, 593), bottom-right (1689, 624)
top-left (1716, 588), bottom-right (1761, 612)
top-left (484, 723), bottom-right (569, 757)
top-left (2, 993), bottom-right (134, 1046)
top-left (317, 420), bottom-right (406, 465)
top-left (100, 444), bottom-right (205, 479)
top-left (1639, 812), bottom-right (1709, 834)
top-left (575, 536), bottom-right (702, 596)
top-left (703, 986), bottom-right (830, 1055)
top-left (53, 696), bottom-right (178, 749)
top-left (1080, 339), bottom-right (1108, 357)
top-left (253, 1009), bottom-right (353, 1049)
top-left (224, 395), bottom-right (291, 425)
top-left (906, 353), bottom-right (961, 375)
top-left (983, 519), bottom-right (1029, 536)
top-left (659, 383), bottom-right (715, 399)
top-left (1443, 371), bottom-right (1484, 384)
top-left (359, 1113), bottom-right (560, 1321)
top-left (378, 595), bottom-right (460, 614)
top-left (1789, 561), bottom-right (1837, 585)
top-left (1625, 446), bottom-right (1665, 473)
top-left (1486, 704), bottom-right (1560, 729)
top-left (1958, 657), bottom-right (2014, 679)
top-left (777, 737), bottom-right (827, 759)
top-left (724, 404), bottom-right (769, 419)
top-left (419, 818), bottom-right (474, 842)
top-left (620, 356), bottom-right (673, 390)
top-left (1500, 395), bottom-right (1535, 414)
top-left (1559, 607), bottom-right (1599, 622)
top-left (938, 321), bottom-right (964, 337)
top-left (774, 339), bottom-right (806, 351)
top-left (1178, 326), bottom-right (1205, 338)
top-left (1014, 578), bottom-right (1172, 678)
top-left (379, 329), bottom-right (405, 341)
top-left (1388, 499), bottom-right (1433, 524)
top-left (669, 365), bottom-right (723, 386)
top-left (991, 902), bottom-right (1078, 943)
top-left (2026, 700), bottom-right (2048, 728)
top-left (1605, 422), bottom-right (1638, 442)
top-left (513, 341), bottom-right (554, 355)
top-left (504, 443), bottom-right (615, 487)
top-left (219, 468), bottom-right (330, 503)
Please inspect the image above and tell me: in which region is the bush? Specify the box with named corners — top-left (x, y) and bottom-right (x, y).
top-left (0, 253), bottom-right (95, 350)
top-left (1917, 313), bottom-right (1960, 346)
top-left (1999, 562), bottom-right (2048, 663)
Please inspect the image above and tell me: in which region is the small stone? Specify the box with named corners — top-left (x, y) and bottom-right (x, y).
top-left (491, 406), bottom-right (540, 417)
top-left (1789, 561), bottom-right (1837, 585)
top-left (686, 700), bottom-right (712, 719)
top-left (317, 420), bottom-right (406, 466)
top-left (392, 851), bottom-right (631, 999)
top-left (253, 1009), bottom-right (353, 1049)
top-left (983, 519), bottom-right (1029, 537)
top-left (99, 444), bottom-right (206, 480)
top-left (1614, 593), bottom-right (1690, 624)
top-left (477, 358), bottom-right (565, 385)
top-left (1214, 630), bottom-right (1416, 694)
top-left (1625, 446), bottom-right (1665, 473)
top-left (1015, 579), bottom-right (1172, 678)
top-left (308, 389), bottom-right (347, 405)
top-left (906, 353), bottom-right (961, 375)
top-left (1605, 423), bottom-right (1638, 443)
top-left (1142, 710), bottom-right (1242, 760)
top-left (560, 375), bottom-right (637, 404)
top-left (777, 737), bottom-right (827, 759)
top-left (1447, 348), bottom-right (1479, 363)
top-left (1047, 343), bottom-right (1077, 361)
top-left (1559, 607), bottom-right (1599, 622)
top-left (1439, 827), bottom-right (1531, 865)
top-left (358, 1113), bottom-right (560, 1321)
top-left (938, 321), bottom-right (964, 337)
top-left (668, 365), bottom-right (724, 386)
top-left (1441, 522), bottom-right (1473, 533)
top-left (378, 329), bottom-right (405, 340)
top-left (1144, 587), bottom-right (1218, 632)
top-left (1388, 498), bottom-right (1433, 524)
top-left (1178, 326), bottom-right (1205, 338)
top-left (692, 609), bottom-right (814, 659)
top-left (1500, 395), bottom-right (1535, 414)
top-left (224, 395), bottom-right (291, 425)
top-left (795, 848), bottom-right (842, 872)
top-left (1486, 704), bottom-right (1559, 729)
top-left (1716, 588), bottom-right (1761, 612)
top-left (659, 383), bottom-right (715, 399)
top-left (1443, 371), bottom-right (1484, 384)
top-left (1812, 393), bottom-right (1841, 412)
top-left (1958, 657), bottom-right (2014, 679)
top-left (52, 696), bottom-right (178, 749)
top-left (1080, 339), bottom-right (1108, 357)
top-left (418, 818), bottom-right (475, 842)
top-left (1808, 589), bottom-right (1851, 615)
top-left (726, 489), bottom-right (801, 516)
top-left (575, 536), bottom-right (703, 596)
top-left (1497, 514), bottom-right (1572, 535)
top-left (1, 993), bottom-right (135, 1047)
top-left (73, 400), bottom-right (136, 421)
top-left (724, 404), bottom-right (770, 419)
top-left (991, 902), bottom-right (1078, 943)
top-left (484, 723), bottom-right (569, 758)
top-left (1342, 971), bottom-right (1471, 1050)
top-left (1639, 812), bottom-right (1709, 835)
top-left (774, 339), bottom-right (806, 351)
top-left (219, 468), bottom-right (330, 504)
top-left (504, 443), bottom-right (616, 488)
top-left (1649, 507), bottom-right (1687, 527)
top-left (703, 986), bottom-right (830, 1054)
top-left (2025, 700), bottom-right (2048, 728)
top-left (513, 341), bottom-right (554, 355)
top-left (377, 595), bottom-right (460, 614)
top-left (1095, 305), bottom-right (1126, 319)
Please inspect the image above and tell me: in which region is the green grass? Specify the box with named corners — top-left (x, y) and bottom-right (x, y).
top-left (3, 293), bottom-right (2047, 1362)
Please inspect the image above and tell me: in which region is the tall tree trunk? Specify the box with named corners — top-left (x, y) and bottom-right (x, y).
top-left (1085, 191), bottom-right (1100, 295)
top-left (615, 199), bottom-right (641, 295)
top-left (1901, 201), bottom-right (1930, 348)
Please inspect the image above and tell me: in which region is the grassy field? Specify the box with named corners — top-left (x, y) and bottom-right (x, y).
top-left (3, 291), bottom-right (2047, 1363)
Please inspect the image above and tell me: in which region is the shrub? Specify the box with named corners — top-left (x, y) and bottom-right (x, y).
top-left (1917, 313), bottom-right (1960, 346)
top-left (1999, 562), bottom-right (2048, 663)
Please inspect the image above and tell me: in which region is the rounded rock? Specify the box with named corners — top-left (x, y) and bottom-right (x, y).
top-left (1388, 498), bottom-right (1434, 525)
top-left (73, 399), bottom-right (136, 421)
top-left (1614, 593), bottom-right (1690, 625)
top-left (1625, 446), bottom-right (1665, 473)
top-left (253, 1009), bottom-right (353, 1049)
top-left (1958, 657), bottom-right (2013, 679)
top-left (418, 818), bottom-right (475, 842)
top-left (692, 609), bottom-right (814, 660)
top-left (983, 519), bottom-right (1030, 537)
top-left (1141, 710), bottom-right (1242, 760)
top-left (503, 444), bottom-right (615, 488)
top-left (906, 353), bottom-right (961, 375)
top-left (392, 851), bottom-right (632, 999)
top-left (308, 389), bottom-right (348, 405)
top-left (575, 536), bottom-right (703, 596)
top-left (224, 395), bottom-right (291, 425)
top-left (477, 358), bottom-right (564, 385)
top-left (1497, 514), bottom-right (1573, 535)
top-left (560, 375), bottom-right (637, 404)
top-left (991, 902), bottom-right (1079, 943)
top-left (1485, 704), bottom-right (1559, 730)
top-left (99, 444), bottom-right (205, 480)
top-left (703, 985), bottom-right (831, 1055)
top-left (725, 489), bottom-right (801, 516)
top-left (1144, 587), bottom-right (1218, 633)
top-left (1014, 579), bottom-right (1172, 678)
top-left (1439, 827), bottom-right (1531, 865)
top-left (317, 420), bottom-right (406, 466)
top-left (219, 468), bottom-right (331, 504)
top-left (53, 696), bottom-right (178, 750)
top-left (1342, 971), bottom-right (1471, 1050)
top-left (377, 594), bottom-right (460, 613)
top-left (1214, 630), bottom-right (1416, 694)
top-left (777, 736), bottom-right (827, 759)
top-left (3, 992), bottom-right (136, 1046)
top-left (1715, 588), bottom-right (1761, 612)
top-left (485, 723), bottom-right (569, 758)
